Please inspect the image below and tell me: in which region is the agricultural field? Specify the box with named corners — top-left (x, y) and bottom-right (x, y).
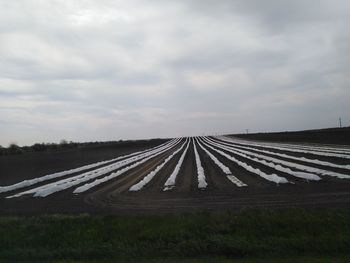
top-left (1, 135), bottom-right (350, 215)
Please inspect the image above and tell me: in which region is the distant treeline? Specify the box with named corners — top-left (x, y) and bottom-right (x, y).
top-left (0, 139), bottom-right (162, 156)
top-left (0, 140), bottom-right (77, 156)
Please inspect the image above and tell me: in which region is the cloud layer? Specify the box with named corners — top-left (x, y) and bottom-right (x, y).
top-left (1, 0), bottom-right (350, 145)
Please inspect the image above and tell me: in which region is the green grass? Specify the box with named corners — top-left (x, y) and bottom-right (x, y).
top-left (0, 209), bottom-right (350, 262)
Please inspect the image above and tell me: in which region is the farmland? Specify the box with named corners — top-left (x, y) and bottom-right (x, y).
top-left (1, 130), bottom-right (350, 262)
top-left (1, 133), bottom-right (350, 215)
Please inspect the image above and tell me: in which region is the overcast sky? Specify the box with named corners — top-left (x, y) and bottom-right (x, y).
top-left (1, 0), bottom-right (350, 146)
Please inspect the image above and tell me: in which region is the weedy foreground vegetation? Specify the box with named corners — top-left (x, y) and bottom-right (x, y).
top-left (0, 209), bottom-right (349, 262)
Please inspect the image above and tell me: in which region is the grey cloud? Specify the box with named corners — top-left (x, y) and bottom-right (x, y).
top-left (0, 0), bottom-right (350, 145)
top-left (185, 0), bottom-right (350, 32)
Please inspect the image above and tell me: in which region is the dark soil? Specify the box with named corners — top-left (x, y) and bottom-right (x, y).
top-left (0, 139), bottom-right (167, 185)
top-left (1, 129), bottom-right (350, 216)
top-left (234, 127), bottom-right (350, 145)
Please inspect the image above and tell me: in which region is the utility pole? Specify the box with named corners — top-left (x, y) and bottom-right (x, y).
top-left (339, 117), bottom-right (342, 128)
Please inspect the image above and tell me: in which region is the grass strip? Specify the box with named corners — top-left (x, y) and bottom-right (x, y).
top-left (0, 209), bottom-right (349, 262)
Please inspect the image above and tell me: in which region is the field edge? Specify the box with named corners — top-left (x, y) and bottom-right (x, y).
top-left (1, 208), bottom-right (350, 262)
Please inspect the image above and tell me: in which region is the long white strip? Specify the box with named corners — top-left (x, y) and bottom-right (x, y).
top-left (219, 136), bottom-right (350, 160)
top-left (207, 137), bottom-right (350, 180)
top-left (8, 139), bottom-right (181, 198)
top-left (214, 137), bottom-right (350, 171)
top-left (198, 138), bottom-right (289, 184)
top-left (0, 138), bottom-right (176, 194)
top-left (129, 139), bottom-right (188, 191)
top-left (193, 138), bottom-right (207, 189)
top-left (205, 137), bottom-right (320, 181)
top-left (264, 143), bottom-right (350, 155)
top-left (196, 138), bottom-right (247, 187)
top-left (36, 139), bottom-right (181, 197)
top-left (74, 139), bottom-right (185, 194)
top-left (163, 140), bottom-right (191, 191)
top-left (230, 137), bottom-right (350, 155)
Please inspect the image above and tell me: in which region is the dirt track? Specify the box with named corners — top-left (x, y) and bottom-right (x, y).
top-left (1, 135), bottom-right (350, 215)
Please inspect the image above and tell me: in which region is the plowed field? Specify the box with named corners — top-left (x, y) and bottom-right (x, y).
top-left (1, 136), bottom-right (350, 215)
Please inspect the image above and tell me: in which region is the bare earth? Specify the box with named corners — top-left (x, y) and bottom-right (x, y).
top-left (1, 132), bottom-right (350, 215)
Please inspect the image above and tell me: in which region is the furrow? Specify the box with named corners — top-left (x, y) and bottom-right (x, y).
top-left (218, 136), bottom-right (350, 159)
top-left (7, 138), bottom-right (181, 198)
top-left (198, 138), bottom-right (289, 184)
top-left (213, 137), bottom-right (350, 171)
top-left (207, 137), bottom-right (350, 180)
top-left (129, 139), bottom-right (188, 191)
top-left (163, 140), bottom-right (191, 191)
top-left (0, 138), bottom-right (176, 194)
top-left (196, 138), bottom-right (247, 187)
top-left (193, 138), bottom-right (207, 189)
